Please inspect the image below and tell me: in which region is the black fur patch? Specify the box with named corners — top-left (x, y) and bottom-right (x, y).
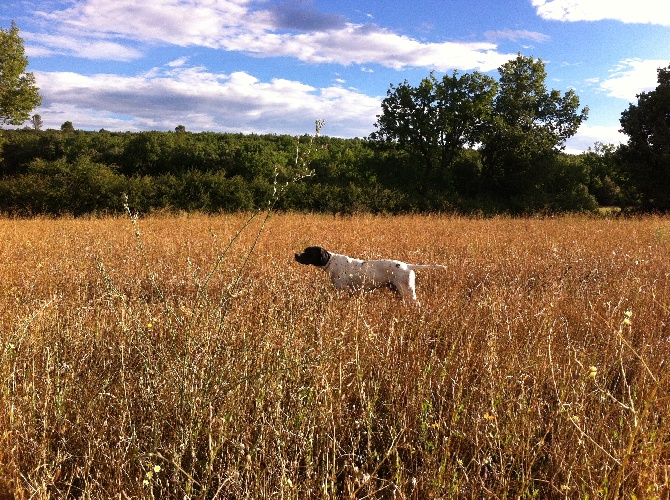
top-left (295, 246), bottom-right (331, 267)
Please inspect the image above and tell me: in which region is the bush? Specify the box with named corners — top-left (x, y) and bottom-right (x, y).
top-left (0, 157), bottom-right (126, 215)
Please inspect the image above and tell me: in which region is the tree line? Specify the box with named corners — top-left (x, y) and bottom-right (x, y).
top-left (1, 22), bottom-right (669, 215)
top-left (0, 125), bottom-right (622, 215)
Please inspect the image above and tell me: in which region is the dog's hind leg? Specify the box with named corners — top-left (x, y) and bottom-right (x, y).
top-left (395, 271), bottom-right (419, 304)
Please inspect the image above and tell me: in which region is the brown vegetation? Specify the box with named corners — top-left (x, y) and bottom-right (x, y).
top-left (1, 213), bottom-right (669, 498)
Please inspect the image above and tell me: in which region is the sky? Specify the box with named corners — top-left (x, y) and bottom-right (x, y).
top-left (3, 0), bottom-right (670, 153)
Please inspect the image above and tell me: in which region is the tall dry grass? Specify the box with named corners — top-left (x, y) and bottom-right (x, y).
top-left (0, 213), bottom-right (669, 498)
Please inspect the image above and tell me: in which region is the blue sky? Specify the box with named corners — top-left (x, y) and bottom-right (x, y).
top-left (3, 0), bottom-right (670, 152)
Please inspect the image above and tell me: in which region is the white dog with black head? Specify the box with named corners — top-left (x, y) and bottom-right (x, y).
top-left (295, 246), bottom-right (445, 305)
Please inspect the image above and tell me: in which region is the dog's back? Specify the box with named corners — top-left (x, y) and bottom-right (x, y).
top-left (295, 246), bottom-right (445, 304)
top-left (327, 253), bottom-right (410, 291)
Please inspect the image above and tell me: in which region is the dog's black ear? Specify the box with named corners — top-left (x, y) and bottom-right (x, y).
top-left (317, 247), bottom-right (330, 266)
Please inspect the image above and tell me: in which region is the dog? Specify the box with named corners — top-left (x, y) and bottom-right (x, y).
top-left (294, 246), bottom-right (445, 304)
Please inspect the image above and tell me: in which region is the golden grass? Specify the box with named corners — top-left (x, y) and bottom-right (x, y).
top-left (1, 213), bottom-right (669, 498)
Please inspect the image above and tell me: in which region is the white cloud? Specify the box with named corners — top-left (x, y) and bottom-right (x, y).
top-left (33, 65), bottom-right (627, 150)
top-left (223, 24), bottom-right (513, 71)
top-left (599, 59), bottom-right (670, 100)
top-left (564, 123), bottom-right (627, 154)
top-left (32, 66), bottom-right (382, 137)
top-left (485, 30), bottom-right (550, 43)
top-left (37, 0), bottom-right (251, 46)
top-left (27, 0), bottom-right (515, 71)
top-left (167, 57), bottom-right (190, 67)
top-left (22, 31), bottom-right (142, 61)
top-left (532, 0), bottom-right (670, 25)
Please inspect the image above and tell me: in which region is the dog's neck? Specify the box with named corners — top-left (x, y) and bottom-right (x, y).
top-left (319, 251), bottom-right (332, 269)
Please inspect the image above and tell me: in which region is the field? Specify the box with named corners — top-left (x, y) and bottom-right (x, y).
top-left (0, 213), bottom-right (669, 498)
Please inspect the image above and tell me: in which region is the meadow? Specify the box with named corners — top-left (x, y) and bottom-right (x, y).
top-left (0, 213), bottom-right (668, 498)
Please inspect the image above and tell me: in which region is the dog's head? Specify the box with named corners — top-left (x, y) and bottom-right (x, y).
top-left (295, 246), bottom-right (331, 267)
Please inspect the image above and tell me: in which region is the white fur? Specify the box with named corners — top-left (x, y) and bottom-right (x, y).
top-left (296, 246), bottom-right (445, 304)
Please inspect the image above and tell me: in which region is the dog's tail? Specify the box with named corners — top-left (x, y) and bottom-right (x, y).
top-left (407, 264), bottom-right (447, 270)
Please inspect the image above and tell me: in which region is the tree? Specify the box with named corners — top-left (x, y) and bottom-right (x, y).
top-left (618, 65), bottom-right (670, 211)
top-left (31, 114), bottom-right (43, 131)
top-left (481, 54), bottom-right (588, 207)
top-left (61, 121), bottom-right (75, 133)
top-left (0, 22), bottom-right (42, 126)
top-left (580, 142), bottom-right (626, 207)
top-left (371, 71), bottom-right (497, 184)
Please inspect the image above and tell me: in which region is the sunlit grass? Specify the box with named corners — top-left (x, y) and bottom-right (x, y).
top-left (0, 213), bottom-right (669, 497)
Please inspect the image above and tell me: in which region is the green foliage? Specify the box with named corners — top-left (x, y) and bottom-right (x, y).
top-left (0, 23), bottom-right (41, 126)
top-left (372, 70), bottom-right (497, 186)
top-left (0, 45), bottom-right (661, 215)
top-left (60, 121), bottom-right (75, 133)
top-left (543, 154), bottom-right (598, 212)
top-left (0, 55), bottom-right (638, 217)
top-left (30, 114), bottom-right (42, 131)
top-left (452, 149), bottom-right (483, 198)
top-left (0, 157), bottom-right (125, 215)
top-left (580, 143), bottom-right (628, 207)
top-left (618, 66), bottom-right (670, 211)
top-left (0, 49), bottom-right (637, 216)
top-left (0, 126), bottom-right (617, 215)
top-left (371, 55), bottom-right (593, 213)
top-left (480, 54), bottom-right (589, 208)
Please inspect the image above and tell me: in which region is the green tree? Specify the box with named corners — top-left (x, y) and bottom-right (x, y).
top-left (481, 54), bottom-right (588, 208)
top-left (31, 114), bottom-right (43, 131)
top-left (0, 22), bottom-right (41, 125)
top-left (580, 142), bottom-right (626, 207)
top-left (371, 71), bottom-right (497, 185)
top-left (0, 157), bottom-right (125, 215)
top-left (618, 65), bottom-right (670, 211)
top-left (61, 121), bottom-right (75, 133)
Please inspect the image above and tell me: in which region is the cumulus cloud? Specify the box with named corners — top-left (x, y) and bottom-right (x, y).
top-left (599, 59), bottom-right (670, 100)
top-left (531, 0), bottom-right (670, 25)
top-left (35, 0), bottom-right (250, 46)
top-left (19, 0), bottom-right (522, 138)
top-left (28, 0), bottom-right (514, 71)
top-left (32, 62), bottom-right (631, 149)
top-left (564, 123), bottom-right (627, 154)
top-left (222, 24), bottom-right (512, 70)
top-left (32, 66), bottom-right (382, 137)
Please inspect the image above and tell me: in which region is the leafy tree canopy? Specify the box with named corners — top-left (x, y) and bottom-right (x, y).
top-left (61, 121), bottom-right (75, 133)
top-left (371, 70), bottom-right (498, 174)
top-left (493, 54), bottom-right (586, 144)
top-left (619, 65), bottom-right (670, 210)
top-left (371, 55), bottom-right (589, 208)
top-left (480, 54), bottom-right (588, 201)
top-left (0, 22), bottom-right (41, 126)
